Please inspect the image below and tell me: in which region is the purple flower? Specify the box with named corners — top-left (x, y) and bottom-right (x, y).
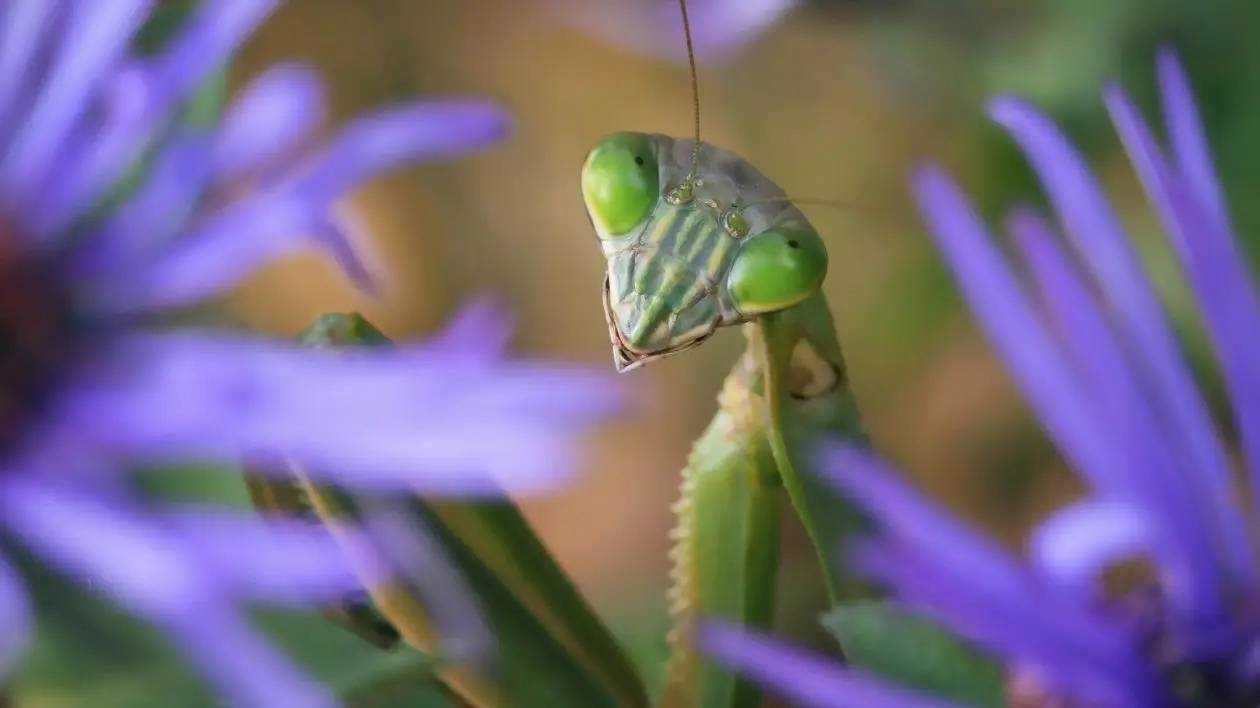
top-left (0, 2), bottom-right (620, 706)
top-left (548, 0), bottom-right (799, 61)
top-left (703, 49), bottom-right (1260, 707)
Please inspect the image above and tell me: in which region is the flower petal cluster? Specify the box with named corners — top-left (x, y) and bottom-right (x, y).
top-left (0, 3), bottom-right (621, 705)
top-left (705, 49), bottom-right (1260, 708)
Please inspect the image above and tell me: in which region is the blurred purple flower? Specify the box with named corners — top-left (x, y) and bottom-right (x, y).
top-left (549, 0), bottom-right (800, 61)
top-left (0, 1), bottom-right (621, 706)
top-left (703, 49), bottom-right (1260, 707)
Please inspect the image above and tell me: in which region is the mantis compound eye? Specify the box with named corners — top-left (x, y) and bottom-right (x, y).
top-left (726, 222), bottom-right (828, 315)
top-left (581, 132), bottom-right (659, 236)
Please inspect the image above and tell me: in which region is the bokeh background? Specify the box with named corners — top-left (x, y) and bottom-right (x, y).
top-left (15, 0), bottom-right (1260, 704)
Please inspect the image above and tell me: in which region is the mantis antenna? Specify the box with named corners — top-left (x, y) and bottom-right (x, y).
top-left (739, 196), bottom-right (864, 212)
top-left (667, 0), bottom-right (703, 204)
top-left (735, 195), bottom-right (904, 224)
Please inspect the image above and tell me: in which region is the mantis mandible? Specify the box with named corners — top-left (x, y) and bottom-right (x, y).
top-left (579, 1), bottom-right (867, 706)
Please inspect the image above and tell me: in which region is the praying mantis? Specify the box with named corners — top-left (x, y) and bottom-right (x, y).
top-left (579, 1), bottom-right (867, 706)
top-left (247, 2), bottom-right (865, 707)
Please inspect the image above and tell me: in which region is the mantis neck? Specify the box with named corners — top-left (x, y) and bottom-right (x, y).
top-left (661, 291), bottom-right (866, 707)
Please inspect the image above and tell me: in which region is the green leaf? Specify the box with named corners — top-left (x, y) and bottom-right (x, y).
top-left (181, 70), bottom-right (228, 128)
top-left (11, 546), bottom-right (454, 708)
top-left (331, 646), bottom-right (452, 708)
top-left (260, 608), bottom-right (454, 708)
top-left (416, 499), bottom-right (627, 708)
top-left (821, 601), bottom-right (1005, 708)
top-left (426, 500), bottom-right (648, 706)
top-left (133, 0), bottom-right (200, 55)
top-left (245, 472), bottom-right (403, 650)
top-left (260, 312), bottom-right (646, 708)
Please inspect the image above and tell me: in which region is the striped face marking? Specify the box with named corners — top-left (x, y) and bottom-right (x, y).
top-left (602, 200), bottom-right (741, 369)
top-left (582, 133), bottom-right (827, 371)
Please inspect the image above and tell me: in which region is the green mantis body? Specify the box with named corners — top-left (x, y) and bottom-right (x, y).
top-left (582, 132), bottom-right (867, 706)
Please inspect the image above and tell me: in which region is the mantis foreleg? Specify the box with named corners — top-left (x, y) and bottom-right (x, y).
top-left (661, 335), bottom-right (780, 708)
top-left (662, 293), bottom-right (867, 707)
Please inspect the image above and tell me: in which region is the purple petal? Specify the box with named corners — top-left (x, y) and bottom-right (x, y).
top-left (1029, 500), bottom-right (1152, 593)
top-left (1008, 208), bottom-right (1247, 612)
top-left (165, 509), bottom-right (375, 603)
top-left (818, 443), bottom-right (1029, 598)
top-left (108, 189), bottom-right (319, 310)
top-left (553, 0), bottom-right (800, 62)
top-left (0, 551), bottom-right (30, 679)
top-left (699, 621), bottom-right (960, 708)
top-left (165, 606), bottom-right (336, 708)
top-left (106, 101), bottom-right (509, 311)
top-left (26, 60), bottom-right (164, 237)
top-left (912, 166), bottom-right (1132, 500)
top-left (107, 200), bottom-right (379, 310)
top-left (33, 0), bottom-right (278, 236)
top-left (294, 100), bottom-right (509, 203)
top-left (0, 0), bottom-right (152, 201)
top-left (853, 540), bottom-right (1154, 708)
top-left (817, 444), bottom-right (1156, 705)
top-left (75, 133), bottom-right (214, 280)
top-left (1106, 80), bottom-right (1260, 518)
top-left (989, 98), bottom-right (1239, 592)
top-left (149, 0), bottom-right (278, 103)
top-left (0, 478), bottom-right (334, 708)
top-left (427, 295), bottom-right (516, 360)
top-left (51, 330), bottom-right (622, 495)
top-left (1157, 49), bottom-right (1231, 236)
top-left (312, 213), bottom-right (381, 295)
top-left (1, 479), bottom-right (216, 615)
top-left (213, 62), bottom-right (325, 181)
top-left (358, 502), bottom-right (490, 661)
top-left (0, 1), bottom-right (58, 139)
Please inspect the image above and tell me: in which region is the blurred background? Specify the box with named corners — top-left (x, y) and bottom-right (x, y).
top-left (16, 0), bottom-right (1260, 704)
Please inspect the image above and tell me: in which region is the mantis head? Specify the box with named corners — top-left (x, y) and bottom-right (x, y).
top-left (581, 131), bottom-right (827, 371)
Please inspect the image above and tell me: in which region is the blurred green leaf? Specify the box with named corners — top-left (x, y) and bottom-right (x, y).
top-left (259, 610), bottom-right (450, 708)
top-left (133, 0), bottom-right (201, 55)
top-left (605, 600), bottom-right (671, 700)
top-left (15, 566), bottom-right (215, 707)
top-left (182, 71), bottom-right (229, 128)
top-left (417, 499), bottom-right (627, 708)
top-left (11, 545), bottom-right (449, 708)
top-left (821, 601), bottom-right (1004, 708)
top-left (426, 500), bottom-right (648, 706)
top-left (262, 312), bottom-right (647, 708)
top-left (245, 471), bottom-right (404, 650)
